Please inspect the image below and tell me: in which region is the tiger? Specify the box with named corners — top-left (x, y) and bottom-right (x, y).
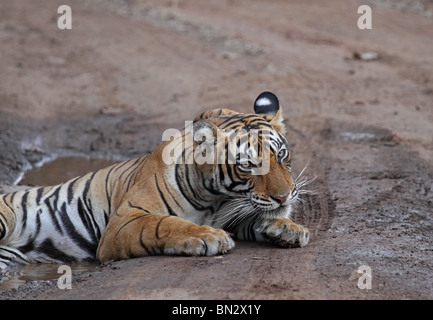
top-left (0, 91), bottom-right (311, 269)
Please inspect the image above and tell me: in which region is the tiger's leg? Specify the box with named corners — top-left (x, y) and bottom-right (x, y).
top-left (233, 218), bottom-right (310, 248)
top-left (0, 200), bottom-right (15, 242)
top-left (257, 218), bottom-right (310, 248)
top-left (97, 206), bottom-right (234, 262)
top-left (0, 200), bottom-right (32, 268)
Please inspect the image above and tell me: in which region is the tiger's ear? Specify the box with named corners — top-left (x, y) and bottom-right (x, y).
top-left (253, 91), bottom-right (285, 134)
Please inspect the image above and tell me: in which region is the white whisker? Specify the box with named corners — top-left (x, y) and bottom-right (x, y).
top-left (295, 162), bottom-right (310, 184)
top-left (293, 162), bottom-right (317, 213)
top-left (298, 189), bottom-right (317, 195)
top-left (211, 196), bottom-right (258, 228)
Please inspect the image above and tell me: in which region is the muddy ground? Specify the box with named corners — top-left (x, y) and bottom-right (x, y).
top-left (0, 0), bottom-right (432, 300)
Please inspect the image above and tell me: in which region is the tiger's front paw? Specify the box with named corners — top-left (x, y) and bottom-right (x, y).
top-left (258, 218), bottom-right (310, 248)
top-left (165, 225), bottom-right (235, 256)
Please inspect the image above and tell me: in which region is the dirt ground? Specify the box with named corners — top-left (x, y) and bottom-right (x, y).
top-left (0, 0), bottom-right (432, 300)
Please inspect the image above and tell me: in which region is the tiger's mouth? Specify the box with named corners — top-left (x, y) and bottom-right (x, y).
top-left (214, 165), bottom-right (316, 228)
top-left (252, 199), bottom-right (283, 212)
top-left (251, 197), bottom-right (293, 217)
top-left (214, 188), bottom-right (302, 228)
top-left (251, 191), bottom-right (296, 210)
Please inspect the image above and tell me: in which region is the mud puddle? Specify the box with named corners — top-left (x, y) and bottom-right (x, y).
top-left (0, 262), bottom-right (99, 290)
top-left (0, 156), bottom-right (116, 291)
top-left (18, 157), bottom-right (118, 186)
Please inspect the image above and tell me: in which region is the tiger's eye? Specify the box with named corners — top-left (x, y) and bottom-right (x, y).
top-left (240, 162), bottom-right (252, 168)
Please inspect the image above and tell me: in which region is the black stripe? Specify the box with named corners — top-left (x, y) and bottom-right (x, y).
top-left (59, 202), bottom-right (97, 257)
top-left (9, 191), bottom-right (17, 205)
top-left (139, 228), bottom-right (151, 255)
top-left (227, 165), bottom-right (249, 190)
top-left (122, 158), bottom-right (142, 191)
top-left (77, 199), bottom-right (99, 243)
top-left (248, 220), bottom-right (257, 241)
top-left (203, 240), bottom-right (209, 256)
top-left (80, 173), bottom-right (101, 238)
top-left (38, 238), bottom-right (76, 262)
top-left (105, 165), bottom-right (117, 216)
top-left (128, 156), bottom-right (149, 191)
top-left (175, 163), bottom-right (204, 210)
top-left (218, 114), bottom-right (243, 127)
top-left (20, 191), bottom-right (29, 232)
top-left (220, 114), bottom-right (259, 130)
top-left (44, 187), bottom-right (63, 235)
top-left (162, 177), bottom-right (182, 210)
top-left (218, 163), bottom-right (225, 183)
top-left (202, 177), bottom-right (222, 195)
top-left (196, 167), bottom-right (215, 196)
top-left (248, 121), bottom-right (273, 130)
top-left (84, 197), bottom-right (93, 222)
top-left (243, 220), bottom-right (249, 240)
top-left (228, 180), bottom-right (245, 190)
top-left (131, 164), bottom-right (142, 185)
top-left (0, 195), bottom-right (10, 239)
top-left (233, 163), bottom-right (245, 181)
top-left (19, 208), bottom-right (44, 251)
top-left (113, 159), bottom-right (131, 173)
top-left (103, 210), bottom-right (109, 226)
top-left (216, 115), bottom-right (239, 127)
top-left (0, 214), bottom-right (6, 241)
top-left (0, 246), bottom-right (29, 262)
top-left (35, 208), bottom-right (42, 235)
top-left (185, 165), bottom-right (206, 203)
top-left (36, 187), bottom-right (44, 204)
top-left (115, 214), bottom-right (149, 239)
top-left (82, 172), bottom-right (97, 201)
top-left (154, 174), bottom-right (177, 216)
top-left (225, 161), bottom-right (236, 182)
top-left (46, 185), bottom-right (63, 221)
top-left (125, 169), bottom-right (137, 192)
top-left (67, 176), bottom-right (80, 204)
top-left (117, 159), bottom-right (138, 185)
top-left (128, 201), bottom-right (150, 213)
top-left (86, 198), bottom-right (102, 240)
top-left (4, 192), bottom-right (16, 214)
top-left (155, 216), bottom-right (170, 240)
top-left (17, 239), bottom-right (34, 254)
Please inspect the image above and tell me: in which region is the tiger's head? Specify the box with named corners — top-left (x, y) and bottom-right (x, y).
top-left (187, 92), bottom-right (302, 227)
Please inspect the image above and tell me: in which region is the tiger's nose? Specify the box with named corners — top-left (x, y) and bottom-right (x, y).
top-left (271, 187), bottom-right (297, 204)
top-left (271, 193), bottom-right (289, 204)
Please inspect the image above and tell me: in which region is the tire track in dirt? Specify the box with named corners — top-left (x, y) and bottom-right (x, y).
top-left (286, 118), bottom-right (336, 242)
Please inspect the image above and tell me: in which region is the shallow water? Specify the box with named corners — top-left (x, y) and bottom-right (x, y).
top-left (0, 262), bottom-right (99, 290)
top-left (2, 156), bottom-right (115, 290)
top-left (19, 156), bottom-right (117, 186)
